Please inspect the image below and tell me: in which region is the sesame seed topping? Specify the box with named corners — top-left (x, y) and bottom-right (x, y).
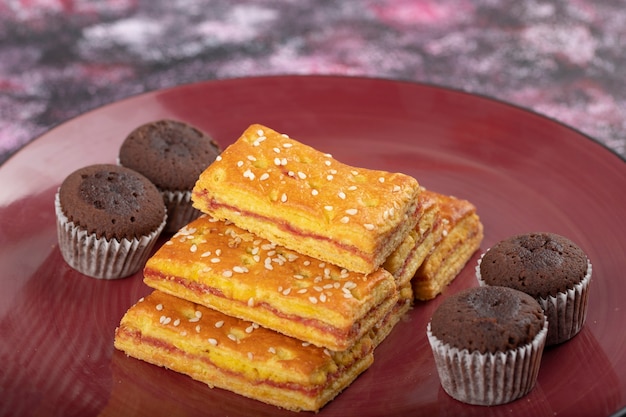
top-left (273, 157), bottom-right (281, 166)
top-left (247, 155), bottom-right (256, 161)
top-left (201, 251), bottom-right (211, 257)
top-left (210, 257), bottom-right (221, 263)
top-left (248, 352), bottom-right (254, 360)
top-left (338, 191), bottom-right (346, 199)
top-left (320, 294), bottom-right (327, 302)
top-left (379, 177), bottom-right (385, 183)
top-left (326, 174), bottom-right (334, 181)
top-left (324, 160), bottom-right (331, 166)
top-left (259, 173), bottom-right (270, 181)
top-left (345, 208), bottom-right (358, 215)
top-left (195, 324), bottom-right (201, 333)
top-left (248, 297), bottom-right (255, 307)
top-left (190, 243), bottom-right (198, 253)
top-left (297, 171), bottom-right (307, 179)
top-left (233, 266), bottom-right (248, 273)
top-left (228, 333), bottom-right (237, 342)
top-left (257, 129), bottom-right (264, 136)
top-left (245, 325), bottom-right (254, 333)
top-left (282, 143), bottom-right (292, 148)
top-left (340, 216), bottom-right (349, 223)
top-left (324, 205), bottom-right (333, 211)
top-left (216, 155), bottom-right (222, 161)
top-left (222, 270), bottom-right (233, 277)
top-left (195, 310), bottom-right (203, 318)
top-left (268, 347), bottom-right (276, 354)
top-left (309, 296), bottom-right (318, 304)
top-left (351, 170), bottom-right (359, 175)
top-left (173, 319), bottom-right (181, 326)
top-left (215, 320), bottom-right (224, 328)
top-left (393, 185), bottom-right (401, 192)
top-left (208, 338), bottom-right (218, 346)
top-left (281, 193), bottom-right (287, 203)
top-left (237, 161), bottom-right (244, 167)
top-left (155, 304), bottom-right (163, 311)
top-left (302, 342), bottom-right (311, 347)
top-left (273, 147), bottom-right (280, 153)
top-left (243, 169), bottom-right (255, 180)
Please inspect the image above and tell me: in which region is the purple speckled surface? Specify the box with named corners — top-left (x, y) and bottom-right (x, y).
top-left (1, 0), bottom-right (625, 164)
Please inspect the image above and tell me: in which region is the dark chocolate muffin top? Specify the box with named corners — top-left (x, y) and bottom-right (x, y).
top-left (58, 164), bottom-right (166, 241)
top-left (479, 232), bottom-right (588, 298)
top-left (119, 119), bottom-right (220, 191)
top-left (430, 286), bottom-right (545, 354)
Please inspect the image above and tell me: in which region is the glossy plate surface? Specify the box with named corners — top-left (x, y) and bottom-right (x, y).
top-left (1, 76), bottom-right (625, 417)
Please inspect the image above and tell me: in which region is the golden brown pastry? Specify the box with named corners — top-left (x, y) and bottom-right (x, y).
top-left (114, 291), bottom-right (374, 412)
top-left (369, 283), bottom-right (413, 348)
top-left (384, 189), bottom-right (440, 287)
top-left (143, 215), bottom-right (398, 351)
top-left (412, 190), bottom-right (484, 300)
top-left (192, 124), bottom-right (421, 274)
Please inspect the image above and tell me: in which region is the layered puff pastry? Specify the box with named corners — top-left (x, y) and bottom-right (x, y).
top-left (384, 189), bottom-right (440, 287)
top-left (114, 291), bottom-right (374, 412)
top-left (143, 215), bottom-right (399, 351)
top-left (411, 190), bottom-right (484, 300)
top-left (192, 124), bottom-right (421, 275)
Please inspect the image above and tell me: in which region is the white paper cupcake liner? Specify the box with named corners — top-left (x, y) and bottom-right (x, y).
top-left (476, 252), bottom-right (592, 346)
top-left (162, 189), bottom-right (201, 233)
top-left (427, 319), bottom-right (548, 406)
top-left (55, 193), bottom-right (166, 279)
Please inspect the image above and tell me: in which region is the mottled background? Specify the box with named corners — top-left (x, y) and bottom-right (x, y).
top-left (1, 0), bottom-right (625, 164)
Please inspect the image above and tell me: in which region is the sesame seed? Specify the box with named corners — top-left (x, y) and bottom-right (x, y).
top-left (247, 155), bottom-right (257, 161)
top-left (248, 352), bottom-right (254, 360)
top-left (345, 208), bottom-right (358, 215)
top-left (195, 310), bottom-right (203, 318)
top-left (173, 319), bottom-right (181, 326)
top-left (351, 170), bottom-right (359, 176)
top-left (201, 251), bottom-right (211, 257)
top-left (233, 266), bottom-right (248, 273)
top-left (188, 317), bottom-right (199, 323)
top-left (281, 193), bottom-right (287, 202)
top-left (364, 224), bottom-right (375, 230)
top-left (180, 331), bottom-right (188, 336)
top-left (282, 288), bottom-right (292, 295)
top-left (297, 171), bottom-right (307, 179)
top-left (338, 191), bottom-right (346, 199)
top-left (208, 338), bottom-right (218, 346)
top-left (311, 189), bottom-right (318, 196)
top-left (340, 216), bottom-right (350, 223)
top-left (190, 243), bottom-right (197, 253)
top-left (302, 342), bottom-right (311, 347)
top-left (320, 294), bottom-right (327, 302)
top-left (215, 320), bottom-right (224, 328)
top-left (348, 185), bottom-right (357, 191)
top-left (237, 161), bottom-right (244, 167)
top-left (228, 334), bottom-right (237, 342)
top-left (273, 147), bottom-right (280, 153)
top-left (324, 160), bottom-right (331, 166)
top-left (268, 347), bottom-right (276, 354)
top-left (309, 296), bottom-right (318, 304)
top-left (379, 177), bottom-right (385, 183)
top-left (293, 274), bottom-right (304, 280)
top-left (323, 153), bottom-right (332, 158)
top-left (216, 155), bottom-right (222, 161)
top-left (245, 325), bottom-right (254, 333)
top-left (324, 205), bottom-right (333, 211)
top-left (443, 229), bottom-right (449, 237)
top-left (283, 143), bottom-right (292, 148)
top-left (297, 288), bottom-right (308, 294)
top-left (274, 157), bottom-right (281, 166)
top-left (393, 185), bottom-right (401, 192)
top-left (257, 129), bottom-right (264, 136)
top-left (222, 270), bottom-right (233, 277)
top-left (210, 257), bottom-right (220, 263)
top-left (259, 173), bottom-right (270, 181)
top-left (243, 169), bottom-right (255, 180)
top-left (248, 297), bottom-right (255, 307)
top-left (303, 260), bottom-right (311, 266)
top-left (155, 304), bottom-right (163, 311)
top-left (195, 324), bottom-right (201, 333)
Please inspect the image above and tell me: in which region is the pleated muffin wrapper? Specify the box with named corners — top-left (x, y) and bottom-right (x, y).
top-left (161, 189), bottom-right (201, 233)
top-left (55, 193), bottom-right (167, 279)
top-left (476, 252), bottom-right (592, 346)
top-left (427, 319), bottom-right (548, 406)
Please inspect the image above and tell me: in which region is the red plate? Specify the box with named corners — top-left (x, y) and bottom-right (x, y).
top-left (1, 76), bottom-right (625, 417)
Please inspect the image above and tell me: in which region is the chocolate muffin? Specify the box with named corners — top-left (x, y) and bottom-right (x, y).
top-left (55, 164), bottom-right (166, 279)
top-left (476, 232), bottom-right (592, 345)
top-left (119, 119), bottom-right (220, 233)
top-left (427, 286), bottom-right (548, 406)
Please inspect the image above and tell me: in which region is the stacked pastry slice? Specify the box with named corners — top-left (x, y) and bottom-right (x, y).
top-left (114, 124), bottom-right (426, 412)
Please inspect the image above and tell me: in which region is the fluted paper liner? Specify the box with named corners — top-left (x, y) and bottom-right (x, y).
top-left (427, 320), bottom-right (548, 406)
top-left (55, 192), bottom-right (166, 279)
top-left (161, 189), bottom-right (201, 233)
top-left (476, 252), bottom-right (592, 346)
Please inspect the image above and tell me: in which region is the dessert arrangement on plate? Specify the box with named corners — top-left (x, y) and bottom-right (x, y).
top-left (53, 121), bottom-right (591, 412)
